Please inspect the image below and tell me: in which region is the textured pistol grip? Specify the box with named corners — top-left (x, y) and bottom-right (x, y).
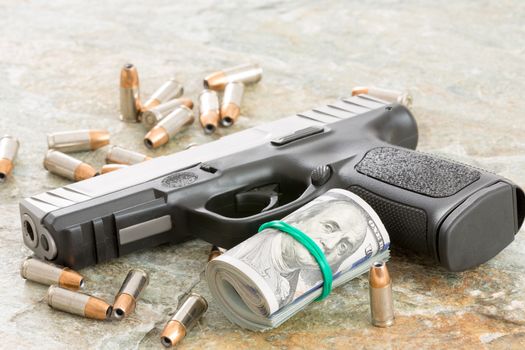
top-left (350, 147), bottom-right (524, 271)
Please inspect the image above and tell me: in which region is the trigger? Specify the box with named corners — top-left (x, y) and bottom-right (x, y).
top-left (235, 184), bottom-right (280, 213)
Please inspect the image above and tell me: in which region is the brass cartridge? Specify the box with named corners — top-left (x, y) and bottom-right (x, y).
top-left (160, 293), bottom-right (208, 348)
top-left (198, 89), bottom-right (220, 134)
top-left (44, 150), bottom-right (97, 181)
top-left (144, 106), bottom-right (194, 149)
top-left (220, 82), bottom-right (244, 127)
top-left (369, 261), bottom-right (394, 327)
top-left (142, 78), bottom-right (184, 111)
top-left (47, 129), bottom-right (110, 152)
top-left (0, 135), bottom-right (19, 182)
top-left (352, 86), bottom-right (412, 107)
top-left (112, 269), bottom-right (149, 320)
top-left (120, 63), bottom-right (141, 122)
top-left (21, 257), bottom-right (84, 290)
top-left (141, 98), bottom-right (194, 129)
top-left (105, 145), bottom-right (152, 165)
top-left (207, 246), bottom-right (222, 262)
top-left (204, 63), bottom-right (262, 90)
top-left (47, 285), bottom-right (112, 320)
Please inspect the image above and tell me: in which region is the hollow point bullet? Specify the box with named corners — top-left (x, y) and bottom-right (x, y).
top-left (204, 63), bottom-right (262, 90)
top-left (47, 129), bottom-right (110, 153)
top-left (207, 246), bottom-right (222, 262)
top-left (47, 285), bottom-right (112, 320)
top-left (142, 78), bottom-right (184, 111)
top-left (106, 145), bottom-right (152, 165)
top-left (369, 261), bottom-right (394, 327)
top-left (352, 86), bottom-right (412, 107)
top-left (120, 63), bottom-right (141, 123)
top-left (112, 269), bottom-right (149, 320)
top-left (21, 257), bottom-right (85, 290)
top-left (141, 98), bottom-right (194, 129)
top-left (44, 150), bottom-right (98, 181)
top-left (144, 106), bottom-right (194, 149)
top-left (100, 163), bottom-right (129, 174)
top-left (198, 89), bottom-right (220, 134)
top-left (0, 135), bottom-right (19, 183)
top-left (220, 82), bottom-right (244, 127)
top-left (160, 293), bottom-right (208, 348)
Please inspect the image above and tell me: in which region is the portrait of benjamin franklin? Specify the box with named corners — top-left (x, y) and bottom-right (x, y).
top-left (234, 192), bottom-right (368, 308)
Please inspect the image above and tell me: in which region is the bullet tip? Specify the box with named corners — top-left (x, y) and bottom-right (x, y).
top-left (221, 116), bottom-right (234, 127)
top-left (160, 336), bottom-right (172, 348)
top-left (160, 320), bottom-right (186, 348)
top-left (204, 124), bottom-right (215, 134)
top-left (369, 261), bottom-right (391, 288)
top-left (113, 307), bottom-right (125, 320)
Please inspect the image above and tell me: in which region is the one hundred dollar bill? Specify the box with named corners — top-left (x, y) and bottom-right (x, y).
top-left (205, 189), bottom-right (390, 331)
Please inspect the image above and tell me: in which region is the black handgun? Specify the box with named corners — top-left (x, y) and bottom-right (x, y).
top-left (20, 94), bottom-right (524, 271)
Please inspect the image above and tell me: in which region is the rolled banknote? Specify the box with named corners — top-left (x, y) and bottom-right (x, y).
top-left (206, 189), bottom-right (390, 331)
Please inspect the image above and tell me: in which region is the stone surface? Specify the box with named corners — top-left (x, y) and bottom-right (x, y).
top-left (1, 0), bottom-right (525, 349)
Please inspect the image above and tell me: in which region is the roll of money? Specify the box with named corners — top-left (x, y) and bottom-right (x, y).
top-left (206, 189), bottom-right (390, 331)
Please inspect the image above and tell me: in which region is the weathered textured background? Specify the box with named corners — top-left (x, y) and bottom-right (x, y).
top-left (1, 0), bottom-right (524, 349)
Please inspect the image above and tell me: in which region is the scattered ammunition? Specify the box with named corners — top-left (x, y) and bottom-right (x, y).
top-left (47, 285), bottom-right (112, 320)
top-left (0, 135), bottom-right (19, 183)
top-left (142, 98), bottom-right (194, 129)
top-left (369, 261), bottom-right (394, 327)
top-left (100, 163), bottom-right (129, 174)
top-left (198, 89), bottom-right (220, 134)
top-left (160, 293), bottom-right (208, 348)
top-left (21, 257), bottom-right (84, 290)
top-left (204, 63), bottom-right (262, 90)
top-left (220, 82), bottom-right (244, 127)
top-left (142, 78), bottom-right (184, 111)
top-left (47, 129), bottom-right (110, 152)
top-left (120, 63), bottom-right (141, 123)
top-left (106, 145), bottom-right (152, 165)
top-left (207, 245), bottom-right (222, 262)
top-left (144, 106), bottom-right (194, 149)
top-left (112, 269), bottom-right (149, 320)
top-left (352, 86), bottom-right (412, 107)
top-left (44, 150), bottom-right (98, 181)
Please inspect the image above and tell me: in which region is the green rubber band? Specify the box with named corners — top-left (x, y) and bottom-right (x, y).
top-left (258, 220), bottom-right (333, 301)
